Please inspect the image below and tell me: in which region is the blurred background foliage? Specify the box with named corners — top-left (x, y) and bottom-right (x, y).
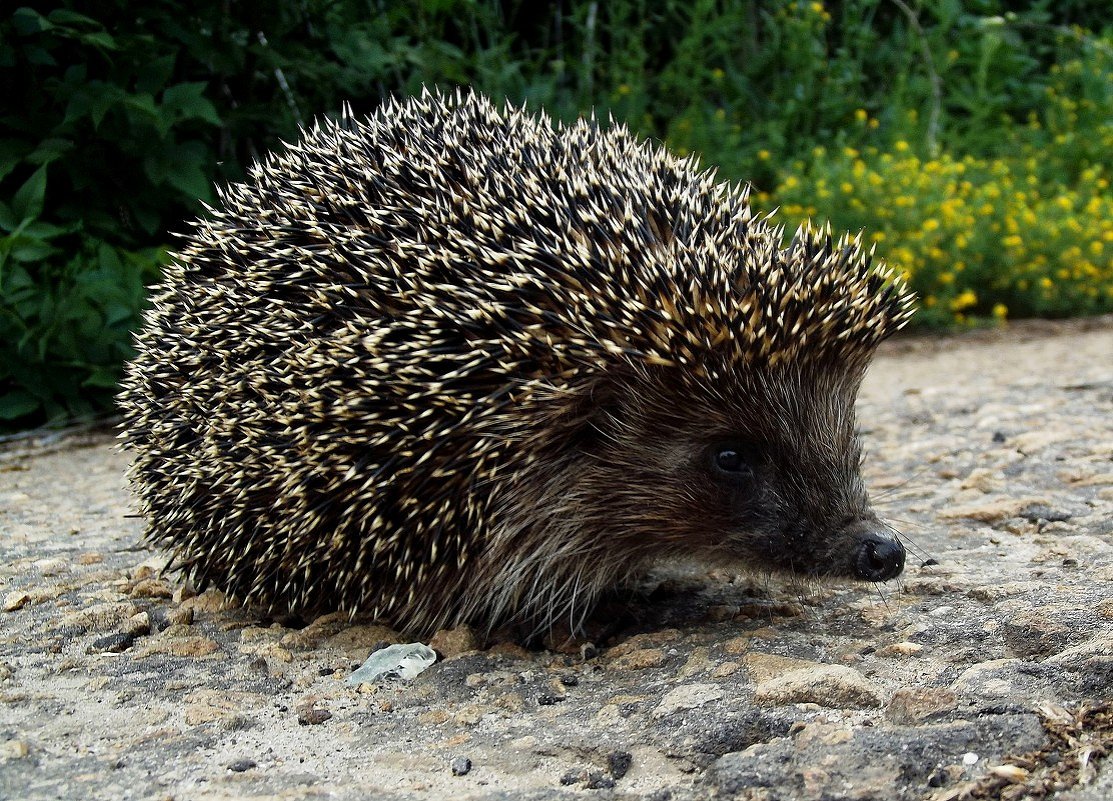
top-left (1, 0), bottom-right (1111, 430)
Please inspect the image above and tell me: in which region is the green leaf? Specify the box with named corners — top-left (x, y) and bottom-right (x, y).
top-left (79, 31), bottom-right (118, 51)
top-left (0, 391), bottom-right (41, 421)
top-left (82, 367), bottom-right (121, 389)
top-left (46, 9), bottom-right (101, 28)
top-left (12, 8), bottom-right (52, 36)
top-left (122, 93), bottom-right (160, 125)
top-left (62, 84), bottom-right (123, 129)
top-left (0, 201), bottom-right (17, 233)
top-left (11, 166), bottom-right (47, 224)
top-left (161, 82), bottom-right (222, 127)
top-left (8, 234), bottom-right (60, 262)
top-left (23, 46), bottom-right (57, 67)
top-left (27, 137), bottom-right (74, 166)
top-left (137, 54), bottom-right (178, 95)
top-left (163, 158), bottom-right (212, 201)
top-left (0, 139), bottom-right (29, 182)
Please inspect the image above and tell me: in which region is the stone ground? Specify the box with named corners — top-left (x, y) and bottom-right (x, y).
top-left (1, 317), bottom-right (1111, 801)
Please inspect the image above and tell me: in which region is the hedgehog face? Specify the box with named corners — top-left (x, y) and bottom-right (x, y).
top-left (564, 365), bottom-right (905, 585)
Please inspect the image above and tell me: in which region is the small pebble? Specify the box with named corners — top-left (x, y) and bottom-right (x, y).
top-left (585, 772), bottom-right (616, 790)
top-left (87, 632), bottom-right (137, 654)
top-left (450, 756), bottom-right (472, 776)
top-left (559, 770), bottom-right (582, 786)
top-left (297, 705), bottom-right (332, 726)
top-left (228, 759), bottom-right (256, 772)
top-left (607, 750), bottom-right (633, 779)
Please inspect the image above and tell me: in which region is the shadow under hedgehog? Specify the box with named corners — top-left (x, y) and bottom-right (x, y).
top-left (118, 88), bottom-right (916, 638)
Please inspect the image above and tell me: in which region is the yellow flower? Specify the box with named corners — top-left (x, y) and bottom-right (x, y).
top-left (854, 109), bottom-right (868, 123)
top-left (992, 304), bottom-right (1008, 319)
top-left (950, 289), bottom-right (977, 311)
top-left (757, 149), bottom-right (771, 160)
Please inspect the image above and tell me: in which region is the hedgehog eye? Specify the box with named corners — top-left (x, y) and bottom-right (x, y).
top-left (716, 448), bottom-right (746, 473)
top-left (710, 442), bottom-right (757, 483)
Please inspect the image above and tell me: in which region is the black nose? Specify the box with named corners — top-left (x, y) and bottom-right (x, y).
top-left (854, 532), bottom-right (905, 581)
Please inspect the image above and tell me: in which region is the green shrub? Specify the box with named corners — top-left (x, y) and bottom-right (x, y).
top-left (757, 30), bottom-right (1113, 327)
top-left (2, 1), bottom-right (1111, 431)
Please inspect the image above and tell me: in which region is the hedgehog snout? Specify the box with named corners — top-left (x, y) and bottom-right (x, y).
top-left (849, 526), bottom-right (906, 582)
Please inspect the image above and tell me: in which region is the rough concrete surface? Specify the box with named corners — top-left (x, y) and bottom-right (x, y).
top-left (1, 318), bottom-right (1111, 801)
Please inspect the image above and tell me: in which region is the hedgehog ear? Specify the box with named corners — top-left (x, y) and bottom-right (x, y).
top-left (562, 380), bottom-right (623, 456)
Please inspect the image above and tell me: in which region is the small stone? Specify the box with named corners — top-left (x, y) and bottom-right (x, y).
top-left (129, 578), bottom-right (174, 599)
top-left (886, 687), bottom-right (957, 724)
top-left (297, 705), bottom-right (332, 725)
top-left (585, 772), bottom-right (616, 789)
top-left (454, 705), bottom-right (484, 725)
top-left (753, 665), bottom-right (882, 709)
top-left (961, 468), bottom-right (1000, 492)
top-left (652, 683), bottom-right (723, 719)
top-left (607, 750), bottom-right (632, 779)
top-left (58, 602), bottom-right (139, 634)
top-left (876, 641), bottom-right (923, 657)
top-left (228, 758), bottom-right (256, 772)
top-left (605, 630), bottom-right (681, 657)
top-left (989, 764), bottom-right (1029, 782)
top-left (4, 592), bottom-right (30, 612)
top-left (559, 672), bottom-right (579, 687)
top-left (450, 756), bottom-right (472, 776)
top-left (742, 653), bottom-right (819, 683)
top-left (559, 769), bottom-right (582, 786)
top-left (940, 496), bottom-right (1050, 523)
top-left (88, 632), bottom-right (137, 654)
top-left (537, 693), bottom-right (564, 705)
top-left (323, 624), bottom-right (404, 653)
top-left (1020, 503), bottom-right (1071, 523)
top-left (179, 589), bottom-right (227, 614)
top-left (124, 611), bottom-right (151, 636)
top-left (611, 648), bottom-right (666, 670)
top-left (172, 583), bottom-right (198, 603)
top-left (3, 740), bottom-right (30, 759)
top-left (418, 709), bottom-right (450, 725)
top-left (711, 661), bottom-right (739, 678)
top-left (429, 625), bottom-right (481, 657)
top-left (166, 606), bottom-right (195, 627)
top-left (136, 633), bottom-right (220, 658)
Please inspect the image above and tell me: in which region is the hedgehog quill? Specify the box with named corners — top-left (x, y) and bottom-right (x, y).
top-left (119, 89), bottom-right (915, 637)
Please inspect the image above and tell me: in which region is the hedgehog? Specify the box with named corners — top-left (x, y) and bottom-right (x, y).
top-left (119, 88), bottom-right (915, 638)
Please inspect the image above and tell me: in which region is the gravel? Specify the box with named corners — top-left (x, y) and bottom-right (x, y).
top-left (1, 317), bottom-right (1110, 801)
